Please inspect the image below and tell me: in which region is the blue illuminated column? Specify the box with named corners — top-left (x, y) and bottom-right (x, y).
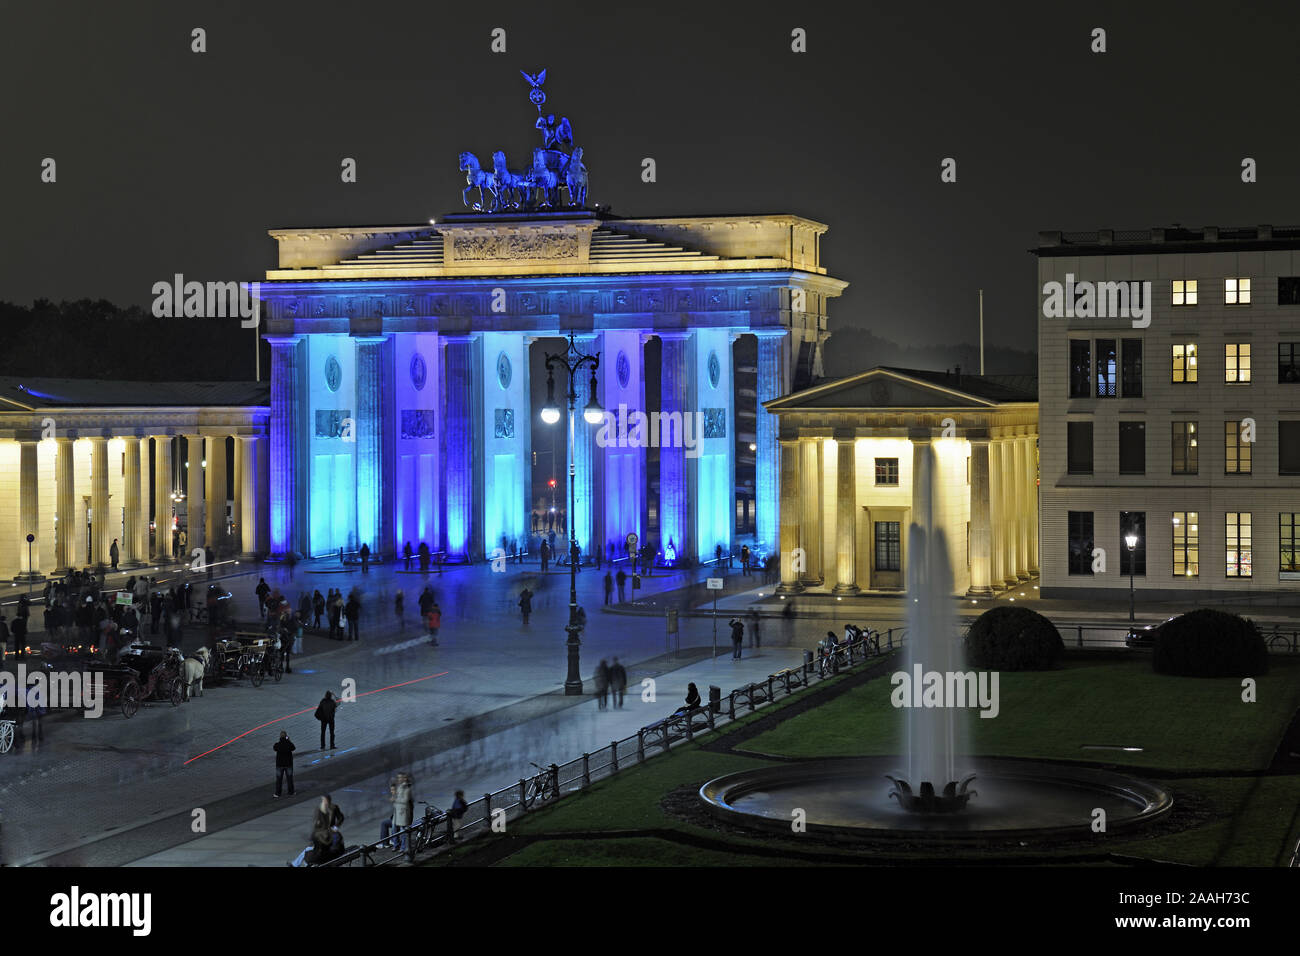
top-left (597, 330), bottom-right (647, 561)
top-left (441, 334), bottom-right (483, 561)
top-left (570, 333), bottom-right (598, 560)
top-left (479, 332), bottom-right (532, 559)
top-left (754, 330), bottom-right (789, 556)
top-left (268, 335), bottom-right (305, 557)
top-left (658, 331), bottom-right (693, 563)
top-left (354, 334), bottom-right (393, 557)
top-left (690, 328), bottom-right (736, 564)
top-left (394, 332), bottom-right (440, 560)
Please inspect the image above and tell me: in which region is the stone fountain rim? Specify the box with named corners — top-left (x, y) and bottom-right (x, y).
top-left (698, 755), bottom-right (1174, 842)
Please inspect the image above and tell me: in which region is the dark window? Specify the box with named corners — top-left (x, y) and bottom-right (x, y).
top-left (1121, 338), bottom-right (1143, 397)
top-left (1224, 420), bottom-right (1252, 474)
top-left (1067, 421), bottom-right (1093, 474)
top-left (874, 521), bottom-right (900, 571)
top-left (1281, 514), bottom-right (1300, 573)
top-left (1120, 512), bottom-right (1146, 576)
top-left (1095, 339), bottom-right (1116, 397)
top-left (1068, 511), bottom-right (1094, 575)
top-left (1279, 277), bottom-right (1300, 305)
top-left (1280, 343), bottom-right (1300, 383)
top-left (1069, 340), bottom-right (1091, 398)
top-left (1118, 422), bottom-right (1145, 474)
top-left (1172, 422), bottom-right (1199, 475)
top-left (874, 457), bottom-right (899, 485)
top-left (1281, 422), bottom-right (1300, 474)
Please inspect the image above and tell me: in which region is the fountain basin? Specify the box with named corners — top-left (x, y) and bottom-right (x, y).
top-left (699, 756), bottom-right (1172, 841)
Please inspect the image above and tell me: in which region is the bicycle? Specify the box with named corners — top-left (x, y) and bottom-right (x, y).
top-left (521, 761), bottom-right (560, 808)
top-left (411, 801), bottom-right (447, 856)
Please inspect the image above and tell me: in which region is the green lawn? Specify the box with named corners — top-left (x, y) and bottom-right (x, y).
top-left (741, 657), bottom-right (1300, 772)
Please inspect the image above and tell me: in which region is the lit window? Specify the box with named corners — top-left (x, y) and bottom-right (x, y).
top-left (1172, 511), bottom-right (1199, 577)
top-left (1225, 343), bottom-right (1251, 383)
top-left (1225, 278), bottom-right (1250, 305)
top-left (874, 458), bottom-right (899, 486)
top-left (1172, 279), bottom-right (1198, 306)
top-left (1226, 512), bottom-right (1252, 578)
top-left (1172, 343), bottom-right (1198, 383)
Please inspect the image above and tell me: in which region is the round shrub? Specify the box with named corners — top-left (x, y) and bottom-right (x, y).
top-left (964, 606), bottom-right (1064, 671)
top-left (1151, 608), bottom-right (1267, 677)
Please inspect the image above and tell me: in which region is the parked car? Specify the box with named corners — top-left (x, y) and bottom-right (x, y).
top-left (1125, 616), bottom-right (1176, 650)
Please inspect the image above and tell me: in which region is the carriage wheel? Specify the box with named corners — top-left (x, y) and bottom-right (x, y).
top-left (121, 680), bottom-right (141, 719)
top-left (169, 678), bottom-right (183, 707)
top-left (249, 661), bottom-right (265, 688)
top-left (0, 722), bottom-right (13, 754)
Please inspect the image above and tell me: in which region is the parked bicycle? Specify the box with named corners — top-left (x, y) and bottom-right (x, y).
top-left (411, 801), bottom-right (448, 856)
top-left (522, 761), bottom-right (560, 808)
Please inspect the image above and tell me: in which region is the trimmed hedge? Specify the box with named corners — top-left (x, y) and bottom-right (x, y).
top-left (964, 606), bottom-right (1064, 671)
top-left (1151, 608), bottom-right (1268, 677)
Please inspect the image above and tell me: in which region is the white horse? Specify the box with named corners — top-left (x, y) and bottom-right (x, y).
top-left (182, 647), bottom-right (210, 700)
top-left (565, 147), bottom-right (588, 208)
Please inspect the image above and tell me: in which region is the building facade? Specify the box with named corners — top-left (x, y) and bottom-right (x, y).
top-left (258, 211), bottom-right (846, 565)
top-left (1037, 225), bottom-right (1300, 599)
top-left (0, 378), bottom-right (269, 581)
top-left (765, 367), bottom-right (1037, 596)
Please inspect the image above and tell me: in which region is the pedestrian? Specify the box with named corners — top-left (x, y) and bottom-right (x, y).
top-left (426, 600), bottom-right (441, 646)
top-left (518, 587), bottom-right (532, 624)
top-left (345, 591), bottom-right (361, 640)
top-left (616, 568), bottom-right (627, 602)
top-left (359, 542), bottom-right (370, 574)
top-left (593, 658), bottom-right (610, 710)
top-left (741, 544), bottom-right (751, 577)
top-left (603, 571), bottom-right (613, 606)
top-left (328, 591), bottom-right (342, 639)
top-left (312, 590), bottom-right (325, 630)
top-left (403, 541), bottom-right (413, 572)
top-left (684, 682), bottom-right (702, 710)
top-left (282, 615), bottom-right (299, 673)
top-left (449, 790), bottom-right (468, 840)
top-left (540, 539), bottom-right (549, 573)
top-left (392, 772), bottom-right (413, 854)
top-left (286, 550), bottom-right (297, 581)
top-left (256, 578), bottom-right (270, 618)
top-left (1, 614), bottom-right (13, 660)
top-left (291, 794), bottom-right (345, 866)
top-left (10, 613), bottom-right (26, 659)
top-left (395, 590), bottom-right (405, 630)
top-left (715, 543), bottom-right (724, 570)
top-left (750, 610), bottom-right (762, 649)
top-left (273, 730), bottom-right (296, 797)
top-left (23, 678), bottom-right (45, 742)
top-left (418, 542), bottom-right (430, 574)
top-left (782, 598), bottom-right (795, 640)
top-left (609, 656), bottom-right (627, 708)
top-left (315, 690), bottom-right (337, 749)
top-left (730, 617), bottom-right (745, 660)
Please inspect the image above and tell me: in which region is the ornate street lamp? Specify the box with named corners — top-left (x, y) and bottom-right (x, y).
top-left (541, 332), bottom-right (602, 695)
top-left (1125, 532), bottom-right (1139, 622)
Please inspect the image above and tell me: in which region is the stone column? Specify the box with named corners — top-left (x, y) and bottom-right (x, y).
top-left (988, 439), bottom-right (1004, 588)
top-left (1027, 435), bottom-right (1039, 574)
top-left (269, 336), bottom-right (304, 558)
top-left (238, 436), bottom-right (258, 556)
top-left (90, 437), bottom-right (109, 568)
top-left (123, 437), bottom-right (142, 566)
top-left (442, 335), bottom-right (481, 561)
top-left (355, 335), bottom-right (389, 557)
top-left (777, 438), bottom-right (803, 592)
top-left (136, 438), bottom-right (151, 564)
top-left (571, 333), bottom-right (599, 561)
top-left (206, 435), bottom-right (227, 551)
top-left (967, 438), bottom-right (993, 596)
top-left (1014, 436), bottom-right (1030, 580)
top-left (658, 332), bottom-right (692, 563)
top-left (799, 439), bottom-right (823, 585)
top-left (833, 434), bottom-right (859, 593)
top-left (754, 331), bottom-right (789, 557)
top-left (56, 437), bottom-right (76, 572)
top-left (186, 435), bottom-right (206, 552)
top-left (1001, 439), bottom-right (1018, 587)
top-left (152, 436), bottom-right (173, 562)
top-left (17, 439), bottom-right (43, 580)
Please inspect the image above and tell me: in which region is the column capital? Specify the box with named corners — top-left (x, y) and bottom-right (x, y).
top-left (265, 334), bottom-right (304, 347)
top-left (657, 330), bottom-right (693, 342)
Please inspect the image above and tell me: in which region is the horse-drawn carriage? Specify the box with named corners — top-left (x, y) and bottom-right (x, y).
top-left (206, 630), bottom-right (283, 687)
top-left (118, 643), bottom-right (186, 708)
top-left (36, 641), bottom-right (182, 718)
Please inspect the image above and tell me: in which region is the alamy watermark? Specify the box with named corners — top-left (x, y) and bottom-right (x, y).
top-left (2, 666), bottom-right (105, 718)
top-left (1042, 274), bottom-right (1151, 328)
top-left (890, 664), bottom-right (1000, 718)
top-left (151, 274), bottom-right (260, 327)
top-left (595, 404), bottom-right (704, 458)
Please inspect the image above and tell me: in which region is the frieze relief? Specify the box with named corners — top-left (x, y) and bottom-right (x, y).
top-left (454, 233), bottom-right (579, 261)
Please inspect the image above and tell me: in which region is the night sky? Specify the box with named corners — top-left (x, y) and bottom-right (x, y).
top-left (4, 0), bottom-right (1300, 369)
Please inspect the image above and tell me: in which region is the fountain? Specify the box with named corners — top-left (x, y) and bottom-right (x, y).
top-left (698, 443), bottom-right (1173, 842)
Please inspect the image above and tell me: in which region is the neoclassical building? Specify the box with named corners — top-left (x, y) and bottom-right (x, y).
top-left (0, 378), bottom-right (269, 581)
top-left (258, 211), bottom-right (847, 564)
top-left (765, 367), bottom-right (1038, 595)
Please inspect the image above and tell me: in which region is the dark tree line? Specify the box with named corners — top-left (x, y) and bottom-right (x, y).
top-left (0, 299), bottom-right (264, 381)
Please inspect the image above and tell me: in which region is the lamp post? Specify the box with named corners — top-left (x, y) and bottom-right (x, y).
top-left (541, 332), bottom-right (603, 695)
top-left (1125, 532), bottom-right (1138, 622)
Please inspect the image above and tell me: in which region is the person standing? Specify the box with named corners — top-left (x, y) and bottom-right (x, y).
top-left (449, 790), bottom-right (468, 840)
top-left (312, 590), bottom-right (325, 631)
top-left (741, 544), bottom-right (751, 577)
top-left (616, 568), bottom-right (627, 603)
top-left (518, 587), bottom-right (532, 624)
top-left (403, 541), bottom-right (413, 572)
top-left (345, 591), bottom-right (361, 641)
top-left (392, 772), bottom-right (414, 855)
top-left (540, 539), bottom-right (549, 573)
top-left (328, 590), bottom-right (342, 639)
top-left (418, 542), bottom-right (430, 574)
top-left (359, 543), bottom-right (370, 574)
top-left (273, 730), bottom-right (296, 797)
top-left (593, 659), bottom-right (610, 710)
top-left (316, 690), bottom-right (337, 749)
top-left (10, 613), bottom-right (26, 659)
top-left (109, 538), bottom-right (120, 571)
top-left (603, 571), bottom-right (613, 606)
top-left (609, 657), bottom-right (627, 708)
top-left (750, 610), bottom-right (762, 650)
top-left (730, 617), bottom-right (745, 660)
top-left (426, 600), bottom-right (441, 646)
top-left (255, 578), bottom-right (270, 618)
